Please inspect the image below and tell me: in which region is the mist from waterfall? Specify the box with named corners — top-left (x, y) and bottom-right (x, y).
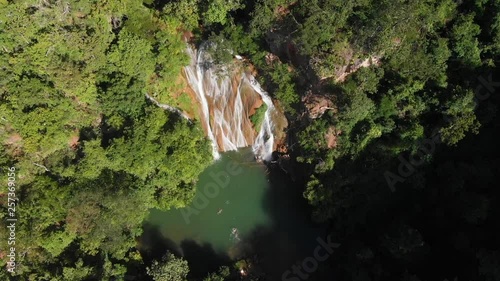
top-left (184, 44), bottom-right (275, 161)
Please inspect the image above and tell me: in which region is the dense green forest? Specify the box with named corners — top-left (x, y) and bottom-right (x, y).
top-left (1, 0), bottom-right (500, 280)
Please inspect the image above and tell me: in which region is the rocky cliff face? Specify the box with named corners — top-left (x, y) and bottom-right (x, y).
top-left (302, 91), bottom-right (336, 119)
top-left (181, 45), bottom-right (288, 160)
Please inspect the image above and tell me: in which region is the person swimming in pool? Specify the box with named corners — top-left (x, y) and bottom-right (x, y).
top-left (231, 227), bottom-right (240, 241)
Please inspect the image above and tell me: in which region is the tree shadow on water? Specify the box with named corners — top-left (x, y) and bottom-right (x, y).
top-left (180, 239), bottom-right (232, 280)
top-left (240, 223), bottom-right (335, 281)
top-left (239, 225), bottom-right (302, 280)
top-left (238, 166), bottom-right (329, 280)
top-left (139, 223), bottom-right (182, 265)
top-left (263, 166), bottom-right (326, 244)
top-left (139, 224), bottom-right (232, 279)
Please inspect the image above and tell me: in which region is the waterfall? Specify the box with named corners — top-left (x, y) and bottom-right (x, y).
top-left (184, 46), bottom-right (221, 159)
top-left (247, 78), bottom-right (275, 161)
top-left (184, 44), bottom-right (276, 161)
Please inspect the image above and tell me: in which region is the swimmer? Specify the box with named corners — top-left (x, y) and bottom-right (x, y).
top-left (217, 208), bottom-right (223, 215)
top-left (231, 227), bottom-right (241, 241)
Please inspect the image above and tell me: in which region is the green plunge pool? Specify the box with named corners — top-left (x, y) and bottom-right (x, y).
top-left (142, 148), bottom-right (324, 279)
top-left (146, 149), bottom-right (271, 256)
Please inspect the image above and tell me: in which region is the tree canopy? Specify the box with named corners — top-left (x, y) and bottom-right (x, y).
top-left (1, 0), bottom-right (499, 280)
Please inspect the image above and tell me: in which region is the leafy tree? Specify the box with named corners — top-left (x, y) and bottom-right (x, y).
top-left (163, 0), bottom-right (200, 30)
top-left (451, 14), bottom-right (482, 67)
top-left (269, 63), bottom-right (299, 114)
top-left (62, 260), bottom-right (94, 281)
top-left (440, 88), bottom-right (481, 145)
top-left (0, 1), bottom-right (212, 279)
top-left (204, 266), bottom-right (231, 281)
top-left (202, 0), bottom-right (244, 25)
top-left (147, 252), bottom-right (189, 281)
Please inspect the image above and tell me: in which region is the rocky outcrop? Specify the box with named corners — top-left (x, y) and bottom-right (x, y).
top-left (334, 55), bottom-right (381, 83)
top-left (325, 126), bottom-right (341, 149)
top-left (302, 91), bottom-right (336, 119)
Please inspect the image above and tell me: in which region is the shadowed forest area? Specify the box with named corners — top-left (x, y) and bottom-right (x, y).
top-left (1, 0), bottom-right (500, 280)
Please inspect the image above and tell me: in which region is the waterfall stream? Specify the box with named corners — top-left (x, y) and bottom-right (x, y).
top-left (145, 93), bottom-right (191, 120)
top-left (248, 80), bottom-right (275, 161)
top-left (184, 45), bottom-right (276, 161)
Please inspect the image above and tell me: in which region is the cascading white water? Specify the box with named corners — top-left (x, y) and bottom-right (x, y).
top-left (184, 44), bottom-right (276, 161)
top-left (184, 46), bottom-right (221, 160)
top-left (247, 79), bottom-right (275, 161)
